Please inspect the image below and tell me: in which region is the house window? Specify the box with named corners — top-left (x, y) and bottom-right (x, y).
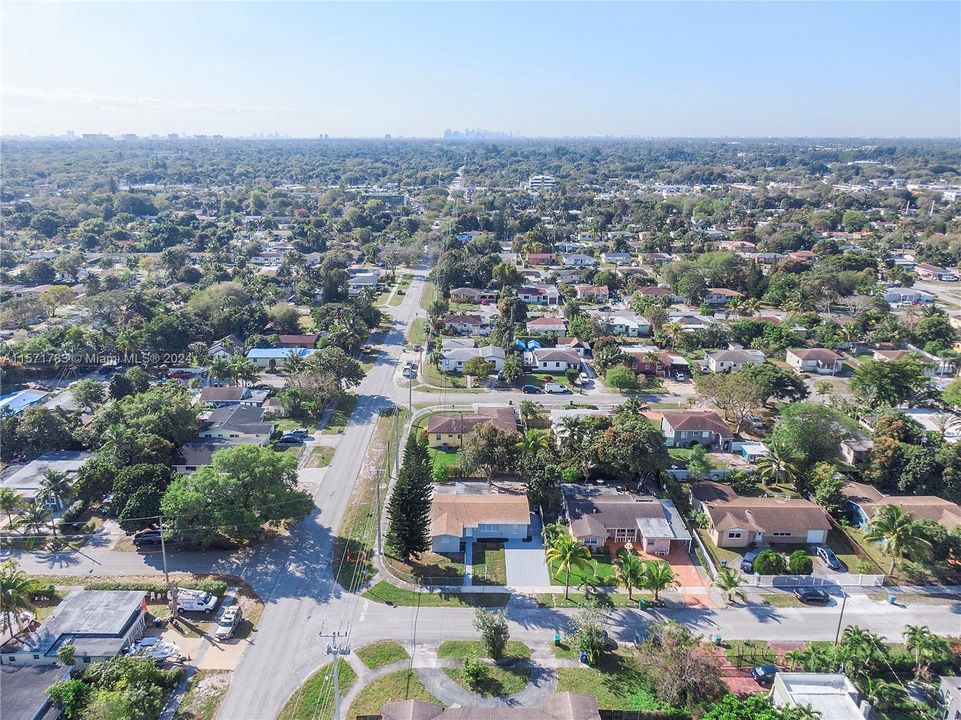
top-left (436, 434), bottom-right (441, 441)
top-left (7, 657), bottom-right (14, 663)
top-left (772, 532), bottom-right (792, 537)
top-left (83, 657), bottom-right (91, 664)
top-left (478, 524), bottom-right (498, 532)
top-left (33, 655), bottom-right (39, 660)
top-left (727, 531), bottom-right (742, 539)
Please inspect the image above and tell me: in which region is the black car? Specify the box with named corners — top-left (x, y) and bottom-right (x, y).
top-left (133, 530), bottom-right (163, 547)
top-left (794, 587), bottom-right (831, 604)
top-left (751, 664), bottom-right (779, 685)
top-left (277, 435), bottom-right (305, 445)
top-left (522, 384), bottom-right (542, 394)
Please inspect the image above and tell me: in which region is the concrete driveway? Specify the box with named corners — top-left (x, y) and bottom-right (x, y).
top-left (505, 513), bottom-right (551, 586)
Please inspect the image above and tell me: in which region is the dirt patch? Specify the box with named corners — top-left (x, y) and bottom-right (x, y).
top-left (176, 669), bottom-right (231, 720)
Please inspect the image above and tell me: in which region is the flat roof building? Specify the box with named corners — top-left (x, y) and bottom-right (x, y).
top-left (771, 673), bottom-right (871, 719)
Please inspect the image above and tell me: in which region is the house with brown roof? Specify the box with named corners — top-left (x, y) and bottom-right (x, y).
top-left (573, 284), bottom-right (609, 302)
top-left (450, 287), bottom-right (498, 304)
top-left (842, 481), bottom-right (961, 532)
top-left (786, 348), bottom-right (843, 375)
top-left (691, 481), bottom-right (831, 549)
top-left (562, 485), bottom-right (691, 556)
top-left (278, 334), bottom-right (320, 349)
top-left (705, 287), bottom-right (743, 305)
top-left (425, 406), bottom-right (518, 449)
top-left (380, 692), bottom-right (600, 720)
top-left (660, 411), bottom-right (734, 450)
top-left (441, 314), bottom-right (490, 336)
top-left (430, 492), bottom-right (531, 552)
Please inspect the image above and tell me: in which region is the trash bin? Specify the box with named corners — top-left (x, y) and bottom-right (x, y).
top-left (554, 632), bottom-right (561, 646)
top-left (579, 651), bottom-right (588, 663)
top-left (887, 594), bottom-right (897, 605)
top-left (637, 599), bottom-right (648, 610)
top-left (713, 634), bottom-right (722, 646)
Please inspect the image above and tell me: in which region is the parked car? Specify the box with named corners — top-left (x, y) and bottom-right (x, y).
top-left (522, 385), bottom-right (542, 394)
top-left (289, 428), bottom-right (309, 438)
top-left (133, 529), bottom-right (163, 547)
top-left (174, 588), bottom-right (218, 614)
top-left (397, 289), bottom-right (405, 295)
top-left (545, 383), bottom-right (569, 394)
top-left (794, 588), bottom-right (831, 605)
top-left (815, 545), bottom-right (841, 571)
top-left (740, 550), bottom-right (759, 574)
top-left (412, 344), bottom-right (422, 352)
top-left (578, 372), bottom-right (592, 384)
top-left (751, 664), bottom-right (779, 686)
top-left (277, 434), bottom-right (305, 445)
top-left (215, 605), bottom-right (243, 640)
top-left (675, 372), bottom-right (688, 382)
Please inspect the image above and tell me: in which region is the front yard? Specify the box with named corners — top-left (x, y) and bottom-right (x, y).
top-left (471, 542), bottom-right (507, 585)
top-left (385, 551), bottom-right (466, 586)
top-left (548, 553), bottom-right (618, 588)
top-left (322, 394), bottom-right (357, 435)
top-left (554, 651), bottom-right (668, 711)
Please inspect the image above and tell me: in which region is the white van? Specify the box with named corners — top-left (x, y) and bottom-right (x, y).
top-left (215, 605), bottom-right (242, 640)
top-left (544, 383), bottom-right (569, 394)
top-left (172, 588), bottom-right (218, 614)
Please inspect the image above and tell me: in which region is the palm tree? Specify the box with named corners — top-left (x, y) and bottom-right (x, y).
top-left (187, 341), bottom-right (208, 366)
top-left (640, 560), bottom-right (677, 602)
top-left (712, 565), bottom-right (746, 604)
top-left (282, 352), bottom-right (308, 377)
top-left (558, 416), bottom-right (583, 450)
top-left (17, 502), bottom-right (51, 538)
top-left (859, 677), bottom-right (906, 713)
top-left (814, 381), bottom-right (834, 399)
top-left (541, 522), bottom-right (567, 546)
top-left (545, 528), bottom-right (593, 600)
top-left (518, 429), bottom-right (549, 456)
top-left (0, 488), bottom-right (24, 530)
top-left (840, 626), bottom-right (886, 681)
top-left (904, 624), bottom-right (939, 678)
top-left (518, 401), bottom-right (544, 430)
top-left (208, 357), bottom-right (231, 386)
top-left (0, 561), bottom-right (36, 638)
top-left (614, 550), bottom-right (645, 601)
top-left (39, 470), bottom-right (71, 511)
top-left (231, 357), bottom-right (259, 387)
top-left (661, 322), bottom-right (683, 350)
top-left (864, 504), bottom-right (932, 576)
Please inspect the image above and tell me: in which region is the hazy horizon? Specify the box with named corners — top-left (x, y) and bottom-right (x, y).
top-left (3, 1), bottom-right (960, 139)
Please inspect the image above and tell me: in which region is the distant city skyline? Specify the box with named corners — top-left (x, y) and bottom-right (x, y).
top-left (2, 2), bottom-right (959, 139)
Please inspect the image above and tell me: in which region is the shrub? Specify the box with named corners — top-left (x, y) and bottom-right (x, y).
top-left (83, 579), bottom-right (227, 596)
top-left (462, 656), bottom-right (488, 687)
top-left (788, 550), bottom-right (813, 575)
top-left (59, 500), bottom-right (87, 530)
top-left (753, 550), bottom-right (787, 575)
top-left (606, 365), bottom-right (638, 391)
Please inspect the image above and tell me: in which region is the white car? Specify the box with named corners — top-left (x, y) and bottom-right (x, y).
top-left (215, 605), bottom-right (243, 640)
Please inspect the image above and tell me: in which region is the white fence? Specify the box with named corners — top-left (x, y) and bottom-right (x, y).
top-left (745, 573), bottom-right (886, 588)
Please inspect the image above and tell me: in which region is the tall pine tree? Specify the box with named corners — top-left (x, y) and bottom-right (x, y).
top-left (386, 432), bottom-right (434, 561)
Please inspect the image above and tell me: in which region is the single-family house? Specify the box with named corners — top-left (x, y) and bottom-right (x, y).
top-left (246, 347), bottom-right (317, 369)
top-left (0, 390), bottom-right (49, 417)
top-left (660, 411), bottom-right (734, 450)
top-left (842, 481), bottom-right (961, 532)
top-left (561, 253), bottom-right (596, 267)
top-left (556, 337), bottom-right (591, 357)
top-left (0, 665), bottom-right (67, 720)
top-left (277, 334), bottom-right (320, 349)
top-left (526, 316), bottom-right (567, 334)
top-left (530, 347), bottom-right (581, 372)
top-left (449, 287), bottom-right (498, 304)
top-left (882, 287), bottom-right (934, 306)
top-left (198, 405), bottom-right (274, 445)
top-left (197, 386), bottom-right (254, 408)
top-left (691, 481), bottom-right (831, 549)
top-left (1, 451), bottom-right (90, 506)
top-left (915, 262), bottom-right (959, 282)
top-left (639, 252), bottom-right (673, 266)
top-left (347, 270), bottom-right (381, 295)
top-left (524, 253), bottom-right (557, 266)
top-left (425, 406), bottom-right (518, 450)
top-left (430, 493), bottom-right (531, 552)
top-left (171, 439), bottom-right (235, 473)
top-left (574, 285), bottom-right (609, 302)
top-left (704, 288), bottom-right (743, 305)
top-left (738, 441), bottom-right (770, 463)
top-left (518, 285), bottom-right (561, 306)
top-left (0, 590), bottom-right (147, 666)
top-left (619, 345), bottom-right (666, 376)
top-left (439, 345), bottom-right (505, 373)
top-left (597, 313), bottom-right (650, 337)
top-left (634, 286), bottom-right (674, 301)
top-left (771, 673), bottom-right (871, 720)
top-left (840, 437), bottom-right (873, 466)
top-left (939, 677), bottom-right (961, 720)
top-left (441, 314), bottom-right (490, 336)
top-left (207, 334), bottom-right (243, 360)
top-left (561, 485), bottom-right (691, 556)
top-left (601, 252), bottom-right (633, 265)
top-left (706, 348), bottom-right (765, 373)
top-left (786, 348), bottom-right (843, 375)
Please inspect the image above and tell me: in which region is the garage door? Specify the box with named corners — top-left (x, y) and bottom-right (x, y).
top-left (806, 530), bottom-right (827, 544)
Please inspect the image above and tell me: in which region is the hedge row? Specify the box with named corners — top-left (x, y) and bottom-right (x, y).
top-left (83, 579), bottom-right (228, 597)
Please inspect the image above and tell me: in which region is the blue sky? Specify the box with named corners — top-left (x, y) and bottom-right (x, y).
top-left (2, 2), bottom-right (959, 138)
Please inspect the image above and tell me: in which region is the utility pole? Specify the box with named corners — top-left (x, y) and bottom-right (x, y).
top-left (833, 591), bottom-right (848, 645)
top-left (374, 469), bottom-right (383, 557)
top-left (322, 631), bottom-right (350, 720)
top-left (159, 517), bottom-right (178, 619)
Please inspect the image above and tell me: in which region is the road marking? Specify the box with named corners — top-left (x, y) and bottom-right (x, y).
top-left (359, 599), bottom-right (369, 622)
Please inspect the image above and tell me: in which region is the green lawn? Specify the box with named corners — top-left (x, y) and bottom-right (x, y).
top-left (695, 528), bottom-right (743, 568)
top-left (423, 362), bottom-right (472, 389)
top-left (355, 640), bottom-right (410, 670)
top-left (472, 543), bottom-right (507, 586)
top-left (536, 592), bottom-right (641, 608)
top-left (760, 593), bottom-right (806, 608)
top-left (346, 670), bottom-right (439, 720)
top-left (548, 555), bottom-right (617, 587)
top-left (443, 666), bottom-right (531, 697)
top-left (429, 448), bottom-right (463, 472)
top-left (555, 652), bottom-right (666, 711)
top-left (304, 446), bottom-right (334, 468)
top-left (408, 318), bottom-right (428, 345)
top-left (274, 418), bottom-right (309, 433)
top-left (362, 581), bottom-right (509, 607)
top-left (723, 639), bottom-right (778, 668)
top-left (419, 281), bottom-right (437, 312)
top-left (322, 394), bottom-right (357, 434)
top-left (277, 659), bottom-right (358, 720)
top-left (438, 640), bottom-right (531, 661)
top-left (386, 551), bottom-right (466, 586)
